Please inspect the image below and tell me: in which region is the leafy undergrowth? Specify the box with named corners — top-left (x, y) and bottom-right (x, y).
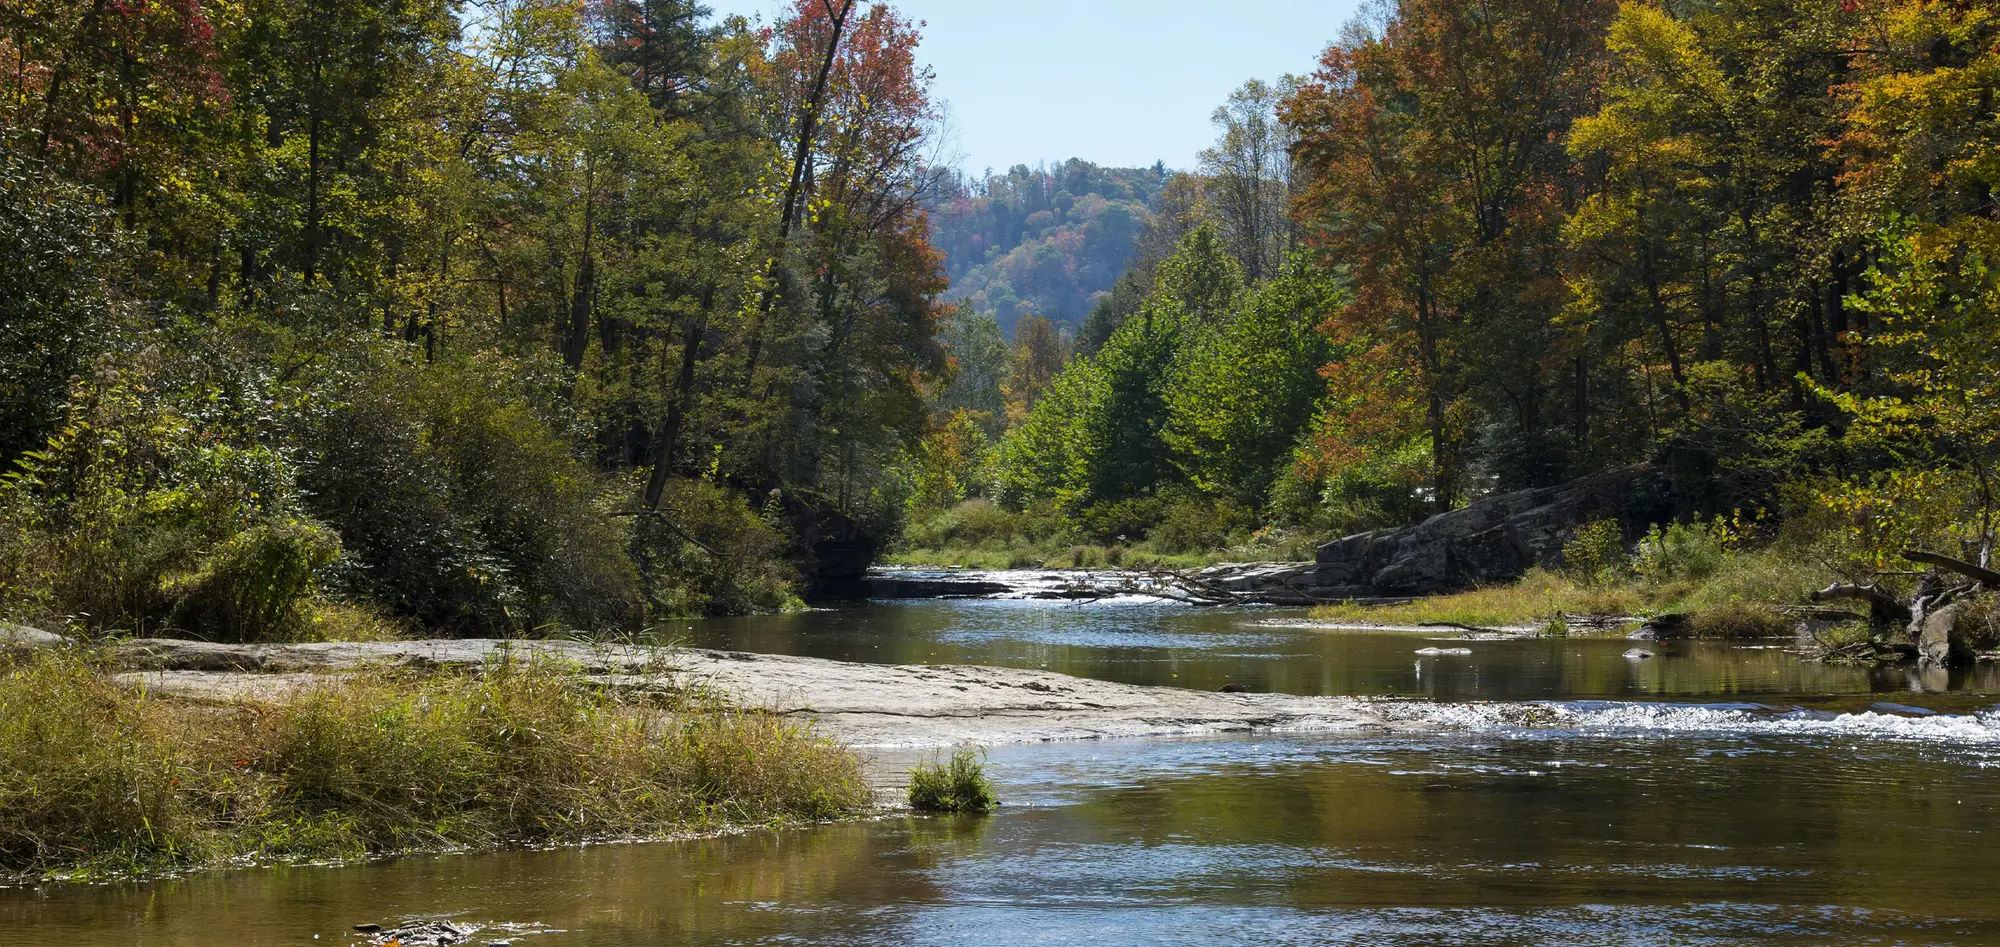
top-left (0, 649), bottom-right (871, 882)
top-left (907, 749), bottom-right (998, 813)
top-left (880, 542), bottom-right (1248, 572)
top-left (888, 498), bottom-right (1325, 572)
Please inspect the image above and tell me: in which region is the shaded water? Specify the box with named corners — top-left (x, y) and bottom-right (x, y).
top-left (11, 592), bottom-right (2000, 945)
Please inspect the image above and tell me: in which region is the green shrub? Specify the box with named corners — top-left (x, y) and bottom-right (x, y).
top-left (908, 749), bottom-right (997, 813)
top-left (164, 521), bottom-right (340, 641)
top-left (0, 376), bottom-right (338, 640)
top-left (1562, 519), bottom-right (1629, 587)
top-left (1634, 518), bottom-right (1734, 583)
top-left (0, 145), bottom-right (121, 465)
top-left (1147, 493), bottom-right (1253, 555)
top-left (1076, 495), bottom-right (1166, 544)
top-left (1689, 601), bottom-right (1794, 639)
top-left (294, 352), bottom-right (640, 634)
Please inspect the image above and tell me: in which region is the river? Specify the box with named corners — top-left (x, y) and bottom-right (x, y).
top-left (9, 591), bottom-right (2000, 945)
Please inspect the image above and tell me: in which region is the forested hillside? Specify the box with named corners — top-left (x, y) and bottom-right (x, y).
top-left (925, 161), bottom-right (1164, 334)
top-left (900, 0), bottom-right (2000, 583)
top-left (0, 0), bottom-right (950, 638)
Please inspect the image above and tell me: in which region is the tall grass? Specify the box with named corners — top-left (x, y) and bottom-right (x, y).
top-left (0, 649), bottom-right (870, 880)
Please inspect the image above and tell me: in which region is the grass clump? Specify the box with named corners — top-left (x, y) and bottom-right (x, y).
top-left (0, 648), bottom-right (870, 881)
top-left (1688, 601), bottom-right (1795, 639)
top-left (1310, 568), bottom-right (1645, 628)
top-left (907, 749), bottom-right (997, 813)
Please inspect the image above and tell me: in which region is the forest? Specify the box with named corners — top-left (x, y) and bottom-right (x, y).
top-left (3, 0), bottom-right (1999, 641)
top-left (0, 0), bottom-right (951, 639)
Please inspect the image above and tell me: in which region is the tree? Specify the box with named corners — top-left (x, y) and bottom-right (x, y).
top-left (1287, 0), bottom-right (1617, 505)
top-left (1165, 262), bottom-right (1340, 507)
top-left (1199, 78), bottom-right (1293, 283)
top-left (1003, 314), bottom-right (1066, 426)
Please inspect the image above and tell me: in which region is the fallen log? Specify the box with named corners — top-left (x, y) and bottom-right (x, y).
top-left (1902, 549), bottom-right (2000, 588)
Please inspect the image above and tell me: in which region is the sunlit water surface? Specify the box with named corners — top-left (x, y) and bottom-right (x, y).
top-left (10, 593), bottom-right (2000, 946)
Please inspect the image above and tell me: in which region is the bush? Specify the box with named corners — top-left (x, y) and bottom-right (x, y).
top-left (1689, 601), bottom-right (1794, 639)
top-left (907, 749), bottom-right (997, 813)
top-left (1633, 518), bottom-right (1734, 583)
top-left (1076, 495), bottom-right (1166, 544)
top-left (0, 144), bottom-right (122, 465)
top-left (1562, 519), bottom-right (1628, 587)
top-left (1147, 493), bottom-right (1253, 555)
top-left (0, 649), bottom-right (872, 879)
top-left (294, 351), bottom-right (640, 634)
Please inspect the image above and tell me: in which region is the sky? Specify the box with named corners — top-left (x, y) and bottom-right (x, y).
top-left (702, 0), bottom-right (1367, 176)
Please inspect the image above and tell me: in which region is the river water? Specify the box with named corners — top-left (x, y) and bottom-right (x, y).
top-left (10, 593), bottom-right (2000, 945)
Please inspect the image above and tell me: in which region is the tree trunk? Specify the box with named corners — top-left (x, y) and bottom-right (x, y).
top-left (564, 162), bottom-right (596, 370)
top-left (645, 284), bottom-right (715, 510)
top-left (741, 0), bottom-right (856, 390)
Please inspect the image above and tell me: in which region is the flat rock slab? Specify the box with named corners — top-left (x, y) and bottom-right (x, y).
top-left (107, 638), bottom-right (1420, 747)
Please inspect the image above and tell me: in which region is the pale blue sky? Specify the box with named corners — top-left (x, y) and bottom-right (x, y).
top-left (702, 0), bottom-right (1365, 176)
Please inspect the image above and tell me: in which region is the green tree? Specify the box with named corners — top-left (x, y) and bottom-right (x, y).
top-left (1165, 262), bottom-right (1341, 508)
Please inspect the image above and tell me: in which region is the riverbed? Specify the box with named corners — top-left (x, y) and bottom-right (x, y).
top-left (10, 589), bottom-right (2000, 945)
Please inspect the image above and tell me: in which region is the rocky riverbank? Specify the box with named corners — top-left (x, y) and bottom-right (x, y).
top-left (1201, 463), bottom-right (1670, 603)
top-left (101, 636), bottom-right (1436, 747)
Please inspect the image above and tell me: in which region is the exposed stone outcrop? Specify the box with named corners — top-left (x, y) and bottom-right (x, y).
top-left (864, 572), bottom-right (1015, 599)
top-left (1202, 463), bottom-right (1670, 603)
top-left (103, 636), bottom-right (1436, 747)
top-left (0, 622), bottom-right (63, 654)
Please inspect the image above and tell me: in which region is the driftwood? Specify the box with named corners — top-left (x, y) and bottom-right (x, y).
top-left (1800, 552), bottom-right (2000, 668)
top-left (1811, 583), bottom-right (1913, 624)
top-left (1418, 620), bottom-right (1509, 636)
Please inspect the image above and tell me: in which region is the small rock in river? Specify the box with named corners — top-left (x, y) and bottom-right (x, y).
top-left (1413, 647), bottom-right (1472, 655)
top-left (354, 925), bottom-right (382, 934)
top-left (370, 921), bottom-right (476, 946)
top-left (1219, 683), bottom-right (1247, 693)
top-left (1623, 648), bottom-right (1655, 660)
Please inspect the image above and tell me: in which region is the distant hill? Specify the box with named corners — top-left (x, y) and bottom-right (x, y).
top-left (925, 161), bottom-right (1164, 335)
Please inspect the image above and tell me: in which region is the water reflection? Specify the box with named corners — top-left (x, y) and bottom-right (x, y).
top-left (12, 731), bottom-right (2000, 945)
top-left (683, 599), bottom-right (2000, 704)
